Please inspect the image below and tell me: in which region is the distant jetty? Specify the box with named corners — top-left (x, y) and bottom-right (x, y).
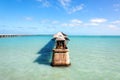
top-left (0, 34), bottom-right (20, 38)
top-left (51, 32), bottom-right (70, 66)
top-left (0, 34), bottom-right (38, 38)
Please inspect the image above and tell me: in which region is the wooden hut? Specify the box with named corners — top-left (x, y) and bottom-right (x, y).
top-left (51, 32), bottom-right (70, 66)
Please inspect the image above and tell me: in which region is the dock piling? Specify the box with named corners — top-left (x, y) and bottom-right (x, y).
top-left (51, 32), bottom-right (70, 66)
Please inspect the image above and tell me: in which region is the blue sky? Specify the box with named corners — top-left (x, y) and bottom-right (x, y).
top-left (0, 0), bottom-right (120, 35)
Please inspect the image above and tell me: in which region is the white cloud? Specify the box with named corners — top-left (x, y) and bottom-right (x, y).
top-left (84, 23), bottom-right (99, 26)
top-left (61, 18), bottom-right (107, 27)
top-left (69, 4), bottom-right (84, 14)
top-left (36, 0), bottom-right (84, 13)
top-left (90, 18), bottom-right (107, 23)
top-left (108, 20), bottom-right (120, 30)
top-left (25, 17), bottom-right (33, 21)
top-left (58, 0), bottom-right (84, 14)
top-left (108, 25), bottom-right (119, 30)
top-left (70, 19), bottom-right (82, 23)
top-left (36, 0), bottom-right (50, 7)
top-left (80, 18), bottom-right (108, 26)
top-left (112, 20), bottom-right (120, 24)
top-left (61, 19), bottom-right (82, 27)
top-left (58, 0), bottom-right (71, 9)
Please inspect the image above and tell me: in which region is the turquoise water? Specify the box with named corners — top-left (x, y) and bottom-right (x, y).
top-left (0, 36), bottom-right (120, 80)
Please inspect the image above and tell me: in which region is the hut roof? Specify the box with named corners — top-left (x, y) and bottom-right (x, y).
top-left (53, 32), bottom-right (65, 40)
top-left (53, 32), bottom-right (69, 41)
top-left (53, 32), bottom-right (64, 38)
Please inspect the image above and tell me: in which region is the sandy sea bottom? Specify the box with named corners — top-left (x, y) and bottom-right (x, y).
top-left (0, 36), bottom-right (120, 80)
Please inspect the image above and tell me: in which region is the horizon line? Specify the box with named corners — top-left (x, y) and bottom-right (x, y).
top-left (0, 34), bottom-right (120, 36)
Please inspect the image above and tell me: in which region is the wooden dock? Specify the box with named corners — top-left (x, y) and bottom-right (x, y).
top-left (51, 32), bottom-right (70, 66)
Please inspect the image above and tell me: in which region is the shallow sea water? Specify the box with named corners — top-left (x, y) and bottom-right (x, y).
top-left (0, 36), bottom-right (120, 80)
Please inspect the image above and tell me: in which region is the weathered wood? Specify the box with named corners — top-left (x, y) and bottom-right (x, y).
top-left (51, 52), bottom-right (70, 66)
